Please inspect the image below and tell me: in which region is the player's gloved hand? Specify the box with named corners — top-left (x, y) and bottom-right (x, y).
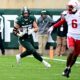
top-left (48, 26), bottom-right (54, 34)
top-left (28, 28), bottom-right (35, 35)
top-left (17, 29), bottom-right (26, 37)
top-left (17, 31), bottom-right (24, 37)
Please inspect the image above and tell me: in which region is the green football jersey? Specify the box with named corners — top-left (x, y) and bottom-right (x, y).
top-left (16, 15), bottom-right (36, 27)
top-left (16, 15), bottom-right (36, 39)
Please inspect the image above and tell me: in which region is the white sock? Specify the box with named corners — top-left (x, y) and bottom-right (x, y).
top-left (42, 60), bottom-right (51, 68)
top-left (17, 54), bottom-right (21, 58)
top-left (66, 66), bottom-right (70, 69)
top-left (16, 54), bottom-right (21, 63)
top-left (42, 60), bottom-right (45, 63)
top-left (67, 66), bottom-right (70, 69)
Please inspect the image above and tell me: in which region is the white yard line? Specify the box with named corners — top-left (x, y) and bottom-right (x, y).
top-left (43, 56), bottom-right (80, 64)
top-left (28, 56), bottom-right (80, 64)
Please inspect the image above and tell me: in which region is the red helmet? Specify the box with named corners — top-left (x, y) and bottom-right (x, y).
top-left (67, 0), bottom-right (80, 14)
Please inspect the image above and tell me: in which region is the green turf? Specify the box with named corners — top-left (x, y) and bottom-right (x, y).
top-left (0, 56), bottom-right (80, 80)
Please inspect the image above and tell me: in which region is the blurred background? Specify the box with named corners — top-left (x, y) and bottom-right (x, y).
top-left (0, 0), bottom-right (68, 9)
top-left (0, 0), bottom-right (79, 56)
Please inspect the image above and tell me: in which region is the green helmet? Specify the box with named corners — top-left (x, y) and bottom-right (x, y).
top-left (21, 6), bottom-right (30, 15)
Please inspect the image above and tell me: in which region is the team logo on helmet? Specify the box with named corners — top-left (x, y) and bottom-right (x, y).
top-left (21, 6), bottom-right (30, 15)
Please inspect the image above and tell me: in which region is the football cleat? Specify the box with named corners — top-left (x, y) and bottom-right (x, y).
top-left (62, 68), bottom-right (71, 78)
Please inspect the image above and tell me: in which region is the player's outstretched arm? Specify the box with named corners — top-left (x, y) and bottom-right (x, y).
top-left (48, 18), bottom-right (65, 34)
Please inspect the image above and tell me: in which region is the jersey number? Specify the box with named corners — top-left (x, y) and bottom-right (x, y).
top-left (72, 19), bottom-right (77, 28)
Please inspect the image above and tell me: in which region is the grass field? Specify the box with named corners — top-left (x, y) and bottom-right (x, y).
top-left (0, 55), bottom-right (80, 80)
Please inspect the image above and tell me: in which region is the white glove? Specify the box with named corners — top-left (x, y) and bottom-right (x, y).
top-left (17, 32), bottom-right (24, 37)
top-left (48, 26), bottom-right (54, 34)
top-left (17, 29), bottom-right (26, 37)
top-left (28, 28), bottom-right (35, 35)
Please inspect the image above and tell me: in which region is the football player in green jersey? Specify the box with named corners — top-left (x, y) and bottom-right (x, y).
top-left (13, 6), bottom-right (51, 68)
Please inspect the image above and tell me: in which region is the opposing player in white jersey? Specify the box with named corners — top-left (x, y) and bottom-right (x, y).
top-left (48, 0), bottom-right (80, 78)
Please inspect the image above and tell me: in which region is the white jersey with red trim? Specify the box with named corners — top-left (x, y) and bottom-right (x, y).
top-left (65, 10), bottom-right (80, 39)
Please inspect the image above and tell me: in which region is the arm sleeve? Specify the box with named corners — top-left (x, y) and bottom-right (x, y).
top-left (53, 18), bottom-right (66, 28)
